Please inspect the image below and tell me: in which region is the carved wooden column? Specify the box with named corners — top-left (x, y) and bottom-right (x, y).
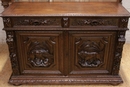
top-left (1, 0), bottom-right (11, 8)
top-left (3, 18), bottom-right (20, 75)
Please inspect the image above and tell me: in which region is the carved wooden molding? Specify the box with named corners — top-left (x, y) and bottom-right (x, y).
top-left (9, 75), bottom-right (123, 85)
top-left (6, 31), bottom-right (20, 75)
top-left (112, 31), bottom-right (126, 75)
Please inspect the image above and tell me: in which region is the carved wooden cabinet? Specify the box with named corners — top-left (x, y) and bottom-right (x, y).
top-left (1, 2), bottom-right (130, 85)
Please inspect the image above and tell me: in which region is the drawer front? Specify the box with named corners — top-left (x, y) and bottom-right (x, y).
top-left (70, 17), bottom-right (119, 27)
top-left (12, 17), bottom-right (61, 27)
top-left (4, 17), bottom-right (120, 28)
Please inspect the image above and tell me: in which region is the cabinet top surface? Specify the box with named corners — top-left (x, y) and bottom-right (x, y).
top-left (1, 2), bottom-right (130, 17)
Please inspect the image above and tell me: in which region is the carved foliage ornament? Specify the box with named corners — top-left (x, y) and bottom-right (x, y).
top-left (71, 18), bottom-right (118, 26)
top-left (62, 18), bottom-right (69, 28)
top-left (14, 18), bottom-right (60, 26)
top-left (6, 31), bottom-right (20, 75)
top-left (120, 18), bottom-right (128, 28)
top-left (27, 37), bottom-right (55, 68)
top-left (76, 38), bottom-right (108, 68)
top-left (3, 18), bottom-right (12, 28)
top-left (112, 31), bottom-right (125, 75)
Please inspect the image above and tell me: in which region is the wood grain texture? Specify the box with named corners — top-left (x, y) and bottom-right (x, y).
top-left (1, 2), bottom-right (130, 17)
top-left (1, 1), bottom-right (130, 86)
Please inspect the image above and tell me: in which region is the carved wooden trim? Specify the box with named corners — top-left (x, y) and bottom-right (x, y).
top-left (70, 18), bottom-right (118, 26)
top-left (119, 18), bottom-right (128, 28)
top-left (13, 18), bottom-right (61, 27)
top-left (9, 75), bottom-right (123, 85)
top-left (1, 0), bottom-right (10, 8)
top-left (112, 31), bottom-right (126, 75)
top-left (6, 31), bottom-right (20, 75)
top-left (3, 18), bottom-right (12, 28)
top-left (62, 18), bottom-right (69, 28)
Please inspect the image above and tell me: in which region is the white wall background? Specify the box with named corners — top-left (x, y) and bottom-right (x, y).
top-left (0, 0), bottom-right (130, 44)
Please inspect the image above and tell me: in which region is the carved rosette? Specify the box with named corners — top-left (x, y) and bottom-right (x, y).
top-left (76, 38), bottom-right (107, 68)
top-left (26, 37), bottom-right (55, 68)
top-left (3, 18), bottom-right (12, 28)
top-left (112, 31), bottom-right (126, 75)
top-left (6, 31), bottom-right (20, 75)
top-left (71, 18), bottom-right (118, 26)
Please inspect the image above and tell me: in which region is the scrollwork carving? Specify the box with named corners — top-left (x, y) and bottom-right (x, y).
top-left (119, 18), bottom-right (128, 28)
top-left (27, 37), bottom-right (55, 67)
top-left (6, 31), bottom-right (20, 75)
top-left (76, 39), bottom-right (107, 67)
top-left (112, 31), bottom-right (126, 75)
top-left (3, 18), bottom-right (12, 28)
top-left (71, 18), bottom-right (118, 26)
top-left (62, 18), bottom-right (69, 28)
top-left (13, 18), bottom-right (60, 26)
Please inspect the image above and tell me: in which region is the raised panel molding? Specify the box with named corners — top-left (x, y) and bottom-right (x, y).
top-left (76, 39), bottom-right (107, 68)
top-left (27, 39), bottom-right (55, 68)
top-left (69, 31), bottom-right (116, 75)
top-left (16, 31), bottom-right (63, 75)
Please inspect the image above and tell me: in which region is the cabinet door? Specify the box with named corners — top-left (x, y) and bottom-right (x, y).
top-left (69, 31), bottom-right (116, 75)
top-left (16, 31), bottom-right (63, 76)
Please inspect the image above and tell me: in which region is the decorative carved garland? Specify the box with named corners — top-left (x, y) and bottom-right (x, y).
top-left (13, 18), bottom-right (60, 26)
top-left (112, 31), bottom-right (125, 75)
top-left (6, 31), bottom-right (20, 75)
top-left (71, 18), bottom-right (118, 26)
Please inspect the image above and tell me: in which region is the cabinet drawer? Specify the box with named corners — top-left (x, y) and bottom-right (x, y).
top-left (10, 17), bottom-right (119, 28)
top-left (70, 17), bottom-right (119, 27)
top-left (12, 17), bottom-right (61, 27)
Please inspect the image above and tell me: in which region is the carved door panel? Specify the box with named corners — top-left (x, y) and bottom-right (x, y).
top-left (16, 31), bottom-right (63, 75)
top-left (69, 31), bottom-right (116, 75)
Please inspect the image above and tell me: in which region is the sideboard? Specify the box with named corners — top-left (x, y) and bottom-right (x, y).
top-left (1, 1), bottom-right (130, 85)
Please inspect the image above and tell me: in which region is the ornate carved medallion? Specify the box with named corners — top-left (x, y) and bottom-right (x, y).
top-left (26, 38), bottom-right (55, 68)
top-left (76, 38), bottom-right (107, 68)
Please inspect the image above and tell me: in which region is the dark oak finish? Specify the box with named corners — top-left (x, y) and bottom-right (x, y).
top-left (1, 2), bottom-right (130, 85)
